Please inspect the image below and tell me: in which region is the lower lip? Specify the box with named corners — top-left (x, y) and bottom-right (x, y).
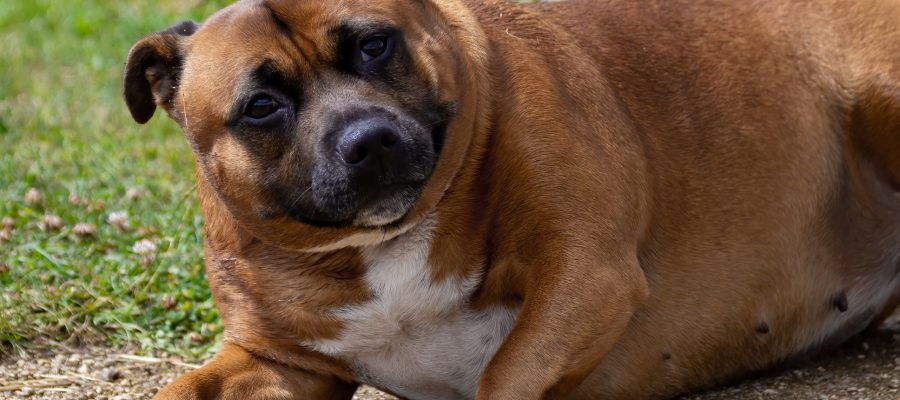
top-left (360, 181), bottom-right (421, 207)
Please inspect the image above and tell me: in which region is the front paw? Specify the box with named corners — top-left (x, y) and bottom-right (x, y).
top-left (154, 343), bottom-right (356, 400)
top-left (154, 369), bottom-right (296, 400)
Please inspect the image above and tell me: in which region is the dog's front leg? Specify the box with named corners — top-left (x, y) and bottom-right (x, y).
top-left (154, 343), bottom-right (357, 400)
top-left (477, 249), bottom-right (648, 400)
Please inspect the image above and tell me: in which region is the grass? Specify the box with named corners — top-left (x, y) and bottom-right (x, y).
top-left (0, 0), bottom-right (231, 359)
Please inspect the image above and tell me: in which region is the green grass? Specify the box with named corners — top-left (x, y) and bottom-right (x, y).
top-left (0, 0), bottom-right (232, 359)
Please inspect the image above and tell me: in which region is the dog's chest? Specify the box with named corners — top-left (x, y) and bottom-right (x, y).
top-left (309, 224), bottom-right (518, 400)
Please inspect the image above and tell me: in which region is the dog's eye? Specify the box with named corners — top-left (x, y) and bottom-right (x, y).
top-left (244, 95), bottom-right (280, 119)
top-left (360, 36), bottom-right (388, 62)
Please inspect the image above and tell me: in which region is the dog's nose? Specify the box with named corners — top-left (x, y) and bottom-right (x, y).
top-left (336, 118), bottom-right (402, 170)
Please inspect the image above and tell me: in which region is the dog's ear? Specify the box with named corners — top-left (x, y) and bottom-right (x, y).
top-left (123, 21), bottom-right (199, 124)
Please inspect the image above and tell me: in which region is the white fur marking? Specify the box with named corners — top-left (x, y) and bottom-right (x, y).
top-left (309, 218), bottom-right (518, 400)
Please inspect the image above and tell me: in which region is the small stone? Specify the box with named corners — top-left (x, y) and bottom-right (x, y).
top-left (18, 386), bottom-right (33, 397)
top-left (0, 229), bottom-right (11, 241)
top-left (24, 188), bottom-right (43, 205)
top-left (52, 354), bottom-right (66, 365)
top-left (189, 332), bottom-right (204, 342)
top-left (762, 389), bottom-right (779, 395)
top-left (97, 367), bottom-right (121, 382)
top-left (72, 223), bottom-right (97, 237)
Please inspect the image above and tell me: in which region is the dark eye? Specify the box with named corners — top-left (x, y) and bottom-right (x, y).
top-left (360, 36), bottom-right (388, 62)
top-left (244, 95), bottom-right (279, 119)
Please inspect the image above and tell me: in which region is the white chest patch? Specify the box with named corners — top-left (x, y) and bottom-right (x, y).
top-left (309, 219), bottom-right (518, 400)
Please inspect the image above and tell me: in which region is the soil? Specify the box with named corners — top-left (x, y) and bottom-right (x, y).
top-left (1, 315), bottom-right (897, 400)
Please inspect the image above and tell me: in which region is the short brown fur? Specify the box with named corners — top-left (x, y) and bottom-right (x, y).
top-left (125, 0), bottom-right (900, 399)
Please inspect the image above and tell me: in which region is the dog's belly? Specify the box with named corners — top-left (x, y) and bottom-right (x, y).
top-left (308, 218), bottom-right (518, 400)
top-left (572, 174), bottom-right (900, 399)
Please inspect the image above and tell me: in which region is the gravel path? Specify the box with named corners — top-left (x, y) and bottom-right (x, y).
top-left (1, 315), bottom-right (897, 400)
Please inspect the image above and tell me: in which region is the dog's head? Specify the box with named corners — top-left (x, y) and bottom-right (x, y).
top-left (124, 0), bottom-right (488, 250)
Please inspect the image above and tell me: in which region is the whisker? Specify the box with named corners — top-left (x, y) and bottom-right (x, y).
top-left (287, 184), bottom-right (313, 211)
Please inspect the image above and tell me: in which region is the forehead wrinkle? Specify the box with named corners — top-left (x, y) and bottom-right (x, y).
top-left (269, 34), bottom-right (311, 81)
top-left (259, 3), bottom-right (314, 75)
top-left (262, 1), bottom-right (333, 72)
top-left (202, 5), bottom-right (306, 76)
top-left (251, 57), bottom-right (295, 88)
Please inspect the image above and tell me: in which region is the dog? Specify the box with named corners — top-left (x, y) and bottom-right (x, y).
top-left (123, 0), bottom-right (900, 398)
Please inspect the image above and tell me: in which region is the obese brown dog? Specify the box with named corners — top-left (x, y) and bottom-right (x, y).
top-left (123, 0), bottom-right (900, 399)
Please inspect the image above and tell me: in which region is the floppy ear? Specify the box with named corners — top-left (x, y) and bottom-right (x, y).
top-left (123, 20), bottom-right (199, 124)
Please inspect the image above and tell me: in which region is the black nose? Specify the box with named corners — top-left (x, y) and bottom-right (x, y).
top-left (336, 118), bottom-right (402, 169)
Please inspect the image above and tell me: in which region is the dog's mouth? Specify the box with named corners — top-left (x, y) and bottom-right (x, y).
top-left (351, 181), bottom-right (428, 227)
top-left (275, 179), bottom-right (427, 228)
top-left (431, 122), bottom-right (448, 157)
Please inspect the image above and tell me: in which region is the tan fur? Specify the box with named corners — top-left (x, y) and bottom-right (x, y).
top-left (124, 0), bottom-right (900, 399)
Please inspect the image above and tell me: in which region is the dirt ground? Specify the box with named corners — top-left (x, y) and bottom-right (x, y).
top-left (1, 314), bottom-right (897, 400)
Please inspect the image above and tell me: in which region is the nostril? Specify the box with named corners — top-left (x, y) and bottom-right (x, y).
top-left (345, 146), bottom-right (368, 165)
top-left (381, 131), bottom-right (398, 148)
top-left (336, 118), bottom-right (401, 166)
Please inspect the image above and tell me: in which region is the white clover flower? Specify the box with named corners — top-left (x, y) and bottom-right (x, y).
top-left (24, 188), bottom-right (43, 205)
top-left (133, 239), bottom-right (158, 265)
top-left (107, 211), bottom-right (130, 230)
top-left (72, 222), bottom-right (96, 237)
top-left (125, 187), bottom-right (142, 200)
top-left (133, 239), bottom-right (157, 255)
top-left (38, 215), bottom-right (64, 231)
